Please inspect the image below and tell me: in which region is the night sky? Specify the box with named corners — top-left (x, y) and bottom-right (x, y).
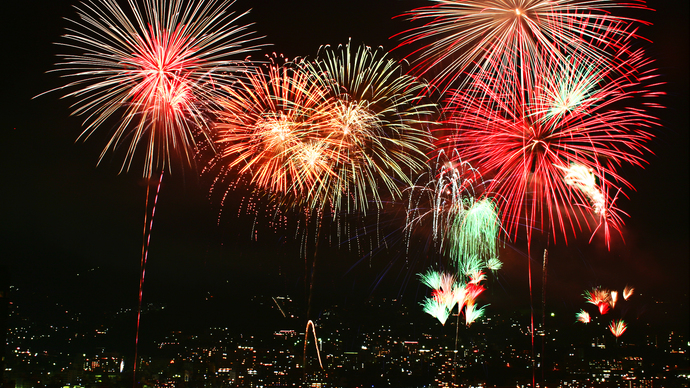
top-left (1, 0), bottom-right (687, 338)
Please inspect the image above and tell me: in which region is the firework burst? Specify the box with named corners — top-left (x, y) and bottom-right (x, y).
top-left (211, 43), bottom-right (435, 216)
top-left (419, 268), bottom-right (489, 326)
top-left (210, 56), bottom-right (333, 202)
top-left (584, 287), bottom-right (613, 315)
top-left (48, 0), bottom-right (263, 176)
top-left (576, 309), bottom-right (591, 324)
top-left (395, 0), bottom-right (651, 93)
top-left (299, 41), bottom-right (437, 213)
top-left (609, 319), bottom-right (628, 338)
top-left (420, 270), bottom-right (465, 324)
top-left (439, 48), bottom-right (661, 246)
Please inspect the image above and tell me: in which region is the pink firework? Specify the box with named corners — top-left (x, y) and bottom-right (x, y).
top-left (439, 47), bottom-right (661, 245)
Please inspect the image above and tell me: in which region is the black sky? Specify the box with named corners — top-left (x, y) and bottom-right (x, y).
top-left (1, 0), bottom-right (687, 335)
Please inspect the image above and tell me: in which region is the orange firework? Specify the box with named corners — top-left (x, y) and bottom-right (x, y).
top-left (623, 285), bottom-right (635, 300)
top-left (212, 43), bottom-right (435, 214)
top-left (212, 58), bottom-right (335, 200)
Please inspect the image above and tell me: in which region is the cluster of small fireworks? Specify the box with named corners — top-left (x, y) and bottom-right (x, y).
top-left (419, 269), bottom-right (489, 326)
top-left (578, 285), bottom-right (635, 340)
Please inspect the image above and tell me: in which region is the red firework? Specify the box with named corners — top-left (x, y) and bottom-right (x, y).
top-left (438, 47), bottom-right (661, 245)
top-left (584, 287), bottom-right (613, 314)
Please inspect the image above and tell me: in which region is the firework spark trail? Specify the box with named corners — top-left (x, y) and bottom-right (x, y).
top-left (272, 297), bottom-right (287, 318)
top-left (46, 0), bottom-right (263, 177)
top-left (134, 171), bottom-right (163, 386)
top-left (395, 0), bottom-right (652, 93)
top-left (303, 320), bottom-right (324, 371)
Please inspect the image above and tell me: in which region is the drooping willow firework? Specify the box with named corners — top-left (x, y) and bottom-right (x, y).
top-left (405, 152), bottom-right (501, 270)
top-left (439, 47), bottom-right (661, 246)
top-left (48, 0), bottom-right (263, 177)
top-left (395, 0), bottom-right (651, 93)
